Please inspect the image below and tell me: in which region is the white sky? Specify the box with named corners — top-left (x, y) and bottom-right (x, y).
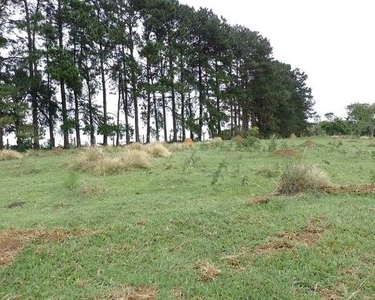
top-left (180, 0), bottom-right (375, 118)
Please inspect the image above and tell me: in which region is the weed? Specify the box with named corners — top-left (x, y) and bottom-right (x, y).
top-left (268, 134), bottom-right (278, 152)
top-left (64, 171), bottom-right (80, 190)
top-left (372, 151), bottom-right (375, 159)
top-left (256, 167), bottom-right (278, 178)
top-left (182, 151), bottom-right (201, 172)
top-left (211, 160), bottom-right (228, 186)
top-left (241, 176), bottom-right (250, 186)
top-left (238, 137), bottom-right (261, 150)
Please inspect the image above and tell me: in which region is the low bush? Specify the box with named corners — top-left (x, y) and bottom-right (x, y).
top-left (0, 150), bottom-right (23, 161)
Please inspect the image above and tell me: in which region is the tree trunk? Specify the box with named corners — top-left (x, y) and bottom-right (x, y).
top-left (153, 89), bottom-right (159, 141)
top-left (99, 42), bottom-right (107, 146)
top-left (146, 59), bottom-right (151, 144)
top-left (198, 57), bottom-right (203, 141)
top-left (116, 78), bottom-right (121, 146)
top-left (74, 91), bottom-right (81, 147)
top-left (168, 39), bottom-right (177, 142)
top-left (0, 128), bottom-right (3, 150)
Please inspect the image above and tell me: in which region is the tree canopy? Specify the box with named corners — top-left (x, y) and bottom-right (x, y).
top-left (0, 0), bottom-right (315, 149)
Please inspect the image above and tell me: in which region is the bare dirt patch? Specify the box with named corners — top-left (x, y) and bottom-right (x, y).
top-left (195, 261), bottom-right (221, 282)
top-left (274, 149), bottom-right (302, 158)
top-left (321, 184), bottom-right (375, 195)
top-left (302, 140), bottom-right (317, 148)
top-left (0, 228), bottom-right (96, 267)
top-left (317, 287), bottom-right (342, 300)
top-left (246, 196), bottom-right (270, 206)
top-left (254, 219), bottom-right (329, 256)
top-left (172, 288), bottom-right (183, 299)
top-left (106, 285), bottom-right (157, 300)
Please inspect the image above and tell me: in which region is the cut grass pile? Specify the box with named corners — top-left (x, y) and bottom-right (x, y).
top-left (0, 150), bottom-right (22, 161)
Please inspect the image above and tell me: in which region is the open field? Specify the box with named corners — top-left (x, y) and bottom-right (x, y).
top-left (1, 137), bottom-right (375, 299)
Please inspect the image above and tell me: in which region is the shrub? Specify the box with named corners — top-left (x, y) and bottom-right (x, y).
top-left (278, 163), bottom-right (331, 195)
top-left (0, 150), bottom-right (23, 161)
top-left (239, 137), bottom-right (260, 149)
top-left (146, 143), bottom-right (171, 158)
top-left (249, 126), bottom-right (260, 137)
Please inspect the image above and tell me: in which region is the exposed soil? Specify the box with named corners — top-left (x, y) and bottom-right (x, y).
top-left (254, 219), bottom-right (329, 256)
top-left (184, 138), bottom-right (193, 146)
top-left (0, 228), bottom-right (96, 267)
top-left (290, 133), bottom-right (297, 139)
top-left (321, 184), bottom-right (375, 195)
top-left (317, 287), bottom-right (342, 300)
top-left (246, 196), bottom-right (270, 206)
top-left (302, 140), bottom-right (317, 148)
top-left (106, 285), bottom-right (157, 300)
top-left (195, 261), bottom-right (221, 282)
top-left (274, 149), bottom-right (302, 158)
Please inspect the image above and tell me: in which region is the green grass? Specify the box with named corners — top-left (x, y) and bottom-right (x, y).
top-left (1, 137), bottom-right (375, 299)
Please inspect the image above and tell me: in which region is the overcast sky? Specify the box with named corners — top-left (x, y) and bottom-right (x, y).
top-left (180, 0), bottom-right (375, 119)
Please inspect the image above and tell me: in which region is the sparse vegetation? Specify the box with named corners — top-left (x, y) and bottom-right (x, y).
top-left (2, 137), bottom-right (375, 299)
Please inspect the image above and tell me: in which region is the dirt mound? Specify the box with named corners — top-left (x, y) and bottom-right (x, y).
top-left (184, 138), bottom-right (193, 147)
top-left (302, 140), bottom-right (317, 148)
top-left (0, 228), bottom-right (96, 267)
top-left (274, 149), bottom-right (302, 158)
top-left (321, 184), bottom-right (375, 195)
top-left (290, 133), bottom-right (297, 139)
top-left (246, 196), bottom-right (270, 206)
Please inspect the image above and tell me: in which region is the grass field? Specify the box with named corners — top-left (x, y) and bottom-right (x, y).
top-left (1, 137), bottom-right (375, 299)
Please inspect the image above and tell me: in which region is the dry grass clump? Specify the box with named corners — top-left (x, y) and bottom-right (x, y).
top-left (290, 133), bottom-right (297, 139)
top-left (233, 135), bottom-right (244, 142)
top-left (146, 142), bottom-right (171, 158)
top-left (70, 147), bottom-right (150, 175)
top-left (126, 142), bottom-right (144, 151)
top-left (169, 143), bottom-right (188, 152)
top-left (121, 150), bottom-right (151, 170)
top-left (195, 261), bottom-right (221, 282)
top-left (0, 150), bottom-right (23, 161)
top-left (277, 163), bottom-right (332, 195)
top-left (208, 137), bottom-right (223, 146)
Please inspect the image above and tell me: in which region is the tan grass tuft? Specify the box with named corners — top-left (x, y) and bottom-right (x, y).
top-left (146, 143), bottom-right (171, 158)
top-left (70, 148), bottom-right (150, 175)
top-left (0, 150), bottom-right (23, 161)
top-left (233, 135), bottom-right (244, 142)
top-left (290, 133), bottom-right (297, 139)
top-left (126, 142), bottom-right (144, 151)
top-left (195, 261), bottom-right (221, 282)
top-left (278, 163), bottom-right (332, 195)
top-left (168, 143), bottom-right (187, 152)
top-left (208, 137), bottom-right (223, 146)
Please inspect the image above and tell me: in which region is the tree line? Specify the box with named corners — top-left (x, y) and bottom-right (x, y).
top-left (314, 103), bottom-right (375, 137)
top-left (0, 0), bottom-right (314, 150)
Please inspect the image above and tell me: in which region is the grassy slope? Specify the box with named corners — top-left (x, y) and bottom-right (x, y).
top-left (1, 137), bottom-right (375, 299)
